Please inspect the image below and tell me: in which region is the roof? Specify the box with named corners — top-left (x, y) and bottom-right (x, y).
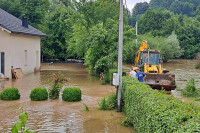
top-left (0, 8), bottom-right (47, 37)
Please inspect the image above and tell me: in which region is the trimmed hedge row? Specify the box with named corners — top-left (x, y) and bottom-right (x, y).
top-left (122, 77), bottom-right (200, 133)
top-left (0, 86), bottom-right (82, 102)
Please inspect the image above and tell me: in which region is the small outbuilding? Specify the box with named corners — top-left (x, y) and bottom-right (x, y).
top-left (0, 8), bottom-right (46, 79)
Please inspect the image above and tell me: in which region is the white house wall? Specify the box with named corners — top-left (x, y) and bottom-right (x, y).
top-left (0, 29), bottom-right (41, 78)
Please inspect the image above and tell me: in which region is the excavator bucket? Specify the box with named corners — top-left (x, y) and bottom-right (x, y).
top-left (144, 73), bottom-right (176, 91)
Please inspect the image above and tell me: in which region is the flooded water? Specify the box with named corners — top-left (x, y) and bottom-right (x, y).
top-left (0, 63), bottom-right (133, 133)
top-left (1, 59), bottom-right (199, 132)
top-left (124, 59), bottom-right (200, 102)
top-left (164, 59), bottom-right (200, 102)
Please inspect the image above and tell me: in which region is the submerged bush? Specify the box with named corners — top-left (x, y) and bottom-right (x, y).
top-left (98, 93), bottom-right (116, 110)
top-left (0, 87), bottom-right (20, 100)
top-left (49, 72), bottom-right (67, 99)
top-left (181, 78), bottom-right (200, 97)
top-left (30, 87), bottom-right (48, 101)
top-left (123, 76), bottom-right (200, 132)
top-left (62, 87), bottom-right (81, 102)
top-left (195, 62), bottom-right (200, 69)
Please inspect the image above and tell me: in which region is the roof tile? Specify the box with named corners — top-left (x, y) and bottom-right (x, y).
top-left (0, 8), bottom-right (47, 37)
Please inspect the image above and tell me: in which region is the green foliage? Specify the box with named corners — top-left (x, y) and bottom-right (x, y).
top-left (98, 97), bottom-right (107, 110)
top-left (138, 9), bottom-right (200, 59)
top-left (149, 0), bottom-right (200, 17)
top-left (137, 33), bottom-right (183, 61)
top-left (11, 107), bottom-right (35, 133)
top-left (132, 2), bottom-right (149, 16)
top-left (123, 76), bottom-right (200, 132)
top-left (82, 102), bottom-right (89, 112)
top-left (121, 117), bottom-right (133, 127)
top-left (49, 72), bottom-right (67, 99)
top-left (42, 5), bottom-right (75, 60)
top-left (0, 87), bottom-right (20, 100)
top-left (98, 93), bottom-right (116, 110)
top-left (62, 87), bottom-right (82, 102)
top-left (84, 21), bottom-right (118, 73)
top-left (181, 78), bottom-right (200, 98)
top-left (161, 32), bottom-right (184, 61)
top-left (196, 5), bottom-right (200, 21)
top-left (29, 87), bottom-right (48, 101)
top-left (0, 0), bottom-right (50, 28)
top-left (138, 9), bottom-right (172, 34)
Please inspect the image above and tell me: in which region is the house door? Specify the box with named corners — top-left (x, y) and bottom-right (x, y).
top-left (0, 52), bottom-right (5, 74)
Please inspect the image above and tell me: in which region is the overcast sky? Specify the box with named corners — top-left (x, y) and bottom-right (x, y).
top-left (126, 0), bottom-right (150, 11)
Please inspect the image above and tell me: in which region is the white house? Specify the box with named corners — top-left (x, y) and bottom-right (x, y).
top-left (0, 8), bottom-right (46, 79)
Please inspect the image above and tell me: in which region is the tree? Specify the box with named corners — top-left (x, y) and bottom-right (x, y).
top-left (0, 0), bottom-right (50, 28)
top-left (41, 4), bottom-right (75, 60)
top-left (196, 5), bottom-right (200, 21)
top-left (138, 9), bottom-right (172, 34)
top-left (132, 2), bottom-right (149, 16)
top-left (161, 32), bottom-right (184, 61)
top-left (149, 0), bottom-right (175, 10)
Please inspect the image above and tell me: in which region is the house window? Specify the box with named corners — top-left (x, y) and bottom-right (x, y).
top-left (25, 50), bottom-right (27, 66)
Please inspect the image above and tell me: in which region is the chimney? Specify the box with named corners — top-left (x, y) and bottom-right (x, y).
top-left (22, 17), bottom-right (28, 28)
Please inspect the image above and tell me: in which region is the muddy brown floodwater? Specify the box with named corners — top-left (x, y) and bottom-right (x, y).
top-left (1, 60), bottom-right (199, 133)
top-left (124, 59), bottom-right (200, 103)
top-left (0, 63), bottom-right (133, 133)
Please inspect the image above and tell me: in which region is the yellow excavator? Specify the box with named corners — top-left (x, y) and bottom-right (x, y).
top-left (134, 40), bottom-right (176, 91)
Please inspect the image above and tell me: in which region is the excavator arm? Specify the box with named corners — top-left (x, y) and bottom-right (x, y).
top-left (134, 40), bottom-right (148, 67)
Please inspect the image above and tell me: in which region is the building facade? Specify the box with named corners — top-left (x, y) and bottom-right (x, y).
top-left (0, 8), bottom-right (46, 79)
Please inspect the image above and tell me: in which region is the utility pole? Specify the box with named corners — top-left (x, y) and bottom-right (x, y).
top-left (136, 21), bottom-right (138, 46)
top-left (117, 0), bottom-right (123, 112)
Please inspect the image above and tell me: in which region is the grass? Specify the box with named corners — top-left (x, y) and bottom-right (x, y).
top-left (98, 93), bottom-right (116, 110)
top-left (82, 102), bottom-right (89, 112)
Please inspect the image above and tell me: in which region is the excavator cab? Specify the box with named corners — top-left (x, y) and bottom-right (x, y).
top-left (138, 50), bottom-right (161, 72)
top-left (134, 40), bottom-right (176, 91)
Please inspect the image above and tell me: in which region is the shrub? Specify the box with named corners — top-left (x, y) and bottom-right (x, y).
top-left (195, 62), bottom-right (200, 69)
top-left (30, 87), bottom-right (48, 101)
top-left (123, 76), bottom-right (200, 133)
top-left (98, 97), bottom-right (107, 110)
top-left (0, 87), bottom-right (20, 100)
top-left (98, 93), bottom-right (116, 110)
top-left (62, 87), bottom-right (81, 102)
top-left (181, 78), bottom-right (200, 97)
top-left (49, 72), bottom-right (67, 99)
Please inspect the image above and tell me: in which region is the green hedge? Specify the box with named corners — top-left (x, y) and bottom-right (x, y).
top-left (30, 87), bottom-right (48, 101)
top-left (0, 87), bottom-right (20, 100)
top-left (62, 87), bottom-right (82, 102)
top-left (123, 77), bottom-right (200, 133)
